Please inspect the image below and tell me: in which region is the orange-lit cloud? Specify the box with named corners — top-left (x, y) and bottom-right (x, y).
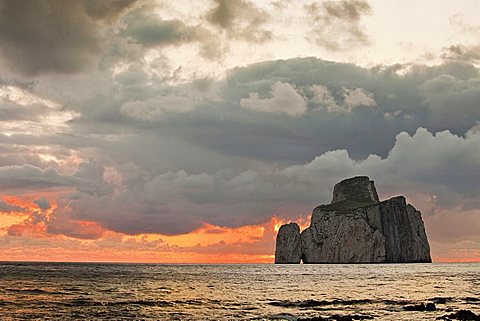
top-left (0, 217), bottom-right (282, 263)
top-left (132, 222), bottom-right (266, 248)
top-left (273, 215), bottom-right (311, 232)
top-left (0, 194), bottom-right (298, 263)
top-left (0, 194), bottom-right (58, 237)
top-left (0, 189), bottom-right (313, 263)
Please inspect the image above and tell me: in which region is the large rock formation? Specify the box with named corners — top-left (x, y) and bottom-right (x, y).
top-left (275, 176), bottom-right (431, 263)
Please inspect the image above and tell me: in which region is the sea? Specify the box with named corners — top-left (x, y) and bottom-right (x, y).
top-left (0, 262), bottom-right (478, 320)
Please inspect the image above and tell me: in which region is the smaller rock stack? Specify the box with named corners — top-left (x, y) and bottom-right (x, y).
top-left (275, 223), bottom-right (302, 264)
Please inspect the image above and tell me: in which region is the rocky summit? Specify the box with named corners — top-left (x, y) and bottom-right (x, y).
top-left (275, 176), bottom-right (431, 264)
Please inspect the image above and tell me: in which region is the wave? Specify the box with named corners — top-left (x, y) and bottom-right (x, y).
top-left (5, 288), bottom-right (68, 295)
top-left (268, 299), bottom-right (380, 308)
top-left (63, 298), bottom-right (175, 307)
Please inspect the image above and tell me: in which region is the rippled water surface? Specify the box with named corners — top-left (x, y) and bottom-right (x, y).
top-left (0, 262), bottom-right (479, 320)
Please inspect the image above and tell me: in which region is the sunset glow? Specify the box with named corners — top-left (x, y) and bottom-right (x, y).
top-left (1, 190), bottom-right (480, 263)
top-left (0, 193), bottom-right (303, 262)
top-left (2, 193), bottom-right (478, 263)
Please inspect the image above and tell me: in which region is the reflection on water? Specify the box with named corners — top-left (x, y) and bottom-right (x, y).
top-left (0, 262), bottom-right (479, 320)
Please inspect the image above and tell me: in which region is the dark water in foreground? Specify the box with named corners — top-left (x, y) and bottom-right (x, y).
top-left (0, 262), bottom-right (479, 320)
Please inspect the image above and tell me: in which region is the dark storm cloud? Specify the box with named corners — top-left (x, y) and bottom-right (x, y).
top-left (0, 0), bottom-right (137, 76)
top-left (0, 165), bottom-right (78, 190)
top-left (206, 0), bottom-right (272, 42)
top-left (121, 3), bottom-right (200, 48)
top-left (123, 17), bottom-right (198, 47)
top-left (36, 57), bottom-right (480, 167)
top-left (121, 8), bottom-right (223, 60)
top-left (51, 126), bottom-right (480, 237)
top-left (305, 0), bottom-right (372, 50)
top-left (14, 56), bottom-right (479, 171)
top-left (0, 160), bottom-right (111, 196)
top-left (419, 74), bottom-right (480, 132)
top-left (132, 58), bottom-right (478, 162)
top-left (74, 159), bottom-right (113, 197)
top-left (34, 197), bottom-right (51, 211)
top-left (84, 0), bottom-right (139, 21)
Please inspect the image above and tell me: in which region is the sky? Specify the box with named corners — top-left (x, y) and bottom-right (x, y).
top-left (0, 0), bottom-right (480, 263)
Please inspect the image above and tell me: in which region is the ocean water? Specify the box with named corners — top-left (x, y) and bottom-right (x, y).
top-left (0, 262), bottom-right (478, 320)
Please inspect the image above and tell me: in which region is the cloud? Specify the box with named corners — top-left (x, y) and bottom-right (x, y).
top-left (0, 216), bottom-right (283, 262)
top-left (0, 193), bottom-right (106, 240)
top-left (74, 159), bottom-right (113, 196)
top-left (442, 44), bottom-right (480, 63)
top-left (34, 197), bottom-right (51, 211)
top-left (0, 165), bottom-right (78, 191)
top-left (239, 82), bottom-right (375, 116)
top-left (0, 198), bottom-right (25, 213)
top-left (123, 17), bottom-right (198, 47)
top-left (305, 0), bottom-right (372, 50)
top-left (207, 0), bottom-right (272, 42)
top-left (0, 101), bottom-right (47, 122)
top-left (450, 14), bottom-right (480, 35)
top-left (0, 85), bottom-right (79, 140)
top-left (0, 0), bottom-right (137, 76)
top-left (121, 6), bottom-right (221, 58)
top-left (116, 2), bottom-right (229, 61)
top-left (24, 57), bottom-right (477, 173)
top-left (41, 125), bottom-right (479, 241)
top-left (240, 82), bottom-right (307, 116)
top-left (120, 95), bottom-right (197, 120)
top-left (342, 87), bottom-right (376, 109)
top-left (12, 57), bottom-right (480, 168)
top-left (0, 159), bottom-right (111, 197)
top-left (46, 219), bottom-right (105, 240)
top-left (310, 85), bottom-right (376, 113)
top-left (420, 74), bottom-right (480, 132)
top-left (83, 0), bottom-right (139, 21)
top-left (310, 84), bottom-right (339, 112)
top-left (2, 54), bottom-right (480, 246)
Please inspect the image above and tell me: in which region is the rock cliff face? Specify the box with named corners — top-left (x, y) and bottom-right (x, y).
top-left (275, 223), bottom-right (302, 264)
top-left (275, 176), bottom-right (431, 263)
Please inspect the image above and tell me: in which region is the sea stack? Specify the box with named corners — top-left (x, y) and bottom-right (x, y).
top-left (275, 223), bottom-right (302, 264)
top-left (275, 176), bottom-right (431, 263)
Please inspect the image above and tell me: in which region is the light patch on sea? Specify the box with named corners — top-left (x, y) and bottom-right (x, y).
top-left (0, 262), bottom-right (479, 320)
